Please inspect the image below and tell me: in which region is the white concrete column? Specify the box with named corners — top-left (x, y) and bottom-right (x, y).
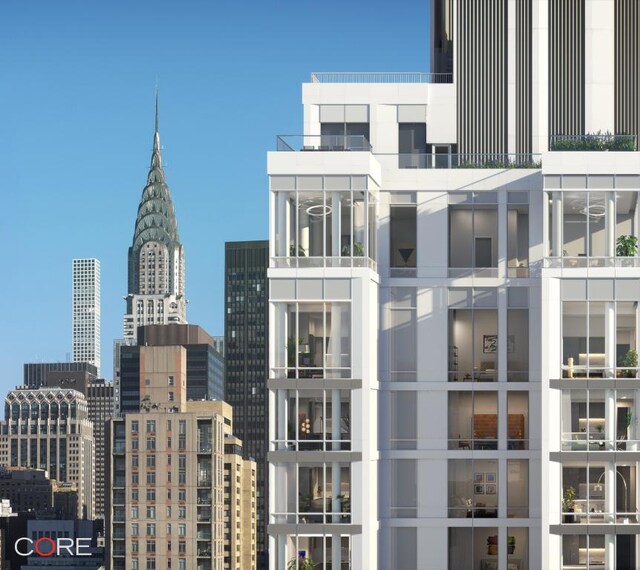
top-left (507, 0), bottom-right (517, 154)
top-left (277, 390), bottom-right (287, 450)
top-left (552, 192), bottom-right (563, 257)
top-left (276, 192), bottom-right (288, 257)
top-left (332, 463), bottom-right (341, 523)
top-left (630, 396), bottom-right (640, 451)
top-left (498, 191), bottom-right (508, 278)
top-left (332, 533), bottom-right (341, 568)
top-left (498, 288), bottom-right (508, 382)
top-left (605, 534), bottom-right (616, 568)
top-left (276, 535), bottom-right (286, 570)
top-left (498, 526), bottom-right (508, 570)
top-left (605, 302), bottom-right (616, 378)
top-left (332, 389), bottom-right (341, 451)
top-left (604, 463), bottom-right (615, 524)
top-left (332, 192), bottom-right (341, 257)
top-left (300, 209), bottom-right (309, 256)
top-left (585, 0), bottom-right (615, 133)
top-left (328, 303), bottom-right (344, 370)
top-left (605, 389), bottom-right (616, 450)
top-left (605, 191), bottom-right (616, 258)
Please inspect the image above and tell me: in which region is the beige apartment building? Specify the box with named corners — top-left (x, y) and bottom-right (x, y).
top-left (106, 345), bottom-right (256, 570)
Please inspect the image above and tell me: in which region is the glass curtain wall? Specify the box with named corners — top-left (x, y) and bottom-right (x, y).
top-left (272, 302), bottom-right (351, 380)
top-left (562, 301), bottom-right (638, 378)
top-left (272, 177), bottom-right (376, 268)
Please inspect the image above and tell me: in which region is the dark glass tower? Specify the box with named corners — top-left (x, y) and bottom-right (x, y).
top-left (224, 240), bottom-right (268, 569)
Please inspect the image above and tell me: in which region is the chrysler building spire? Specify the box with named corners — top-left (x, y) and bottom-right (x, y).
top-left (122, 92), bottom-right (186, 339)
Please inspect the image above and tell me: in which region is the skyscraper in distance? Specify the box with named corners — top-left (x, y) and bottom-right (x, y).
top-left (72, 258), bottom-right (101, 375)
top-left (224, 240), bottom-right (269, 569)
top-left (123, 91), bottom-right (186, 340)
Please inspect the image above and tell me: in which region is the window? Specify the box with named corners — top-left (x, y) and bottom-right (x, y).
top-left (448, 459), bottom-right (499, 518)
top-left (168, 376), bottom-right (174, 386)
top-left (449, 192), bottom-right (499, 277)
top-left (387, 288), bottom-right (417, 381)
top-left (448, 289), bottom-right (498, 382)
top-left (507, 192), bottom-right (529, 277)
top-left (390, 202), bottom-right (417, 270)
top-left (398, 123), bottom-right (427, 168)
top-left (275, 302), bottom-right (351, 380)
top-left (448, 392), bottom-right (498, 450)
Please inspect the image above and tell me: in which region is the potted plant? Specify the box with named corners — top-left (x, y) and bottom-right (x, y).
top-left (287, 554), bottom-right (315, 570)
top-left (290, 243), bottom-right (307, 257)
top-left (617, 235), bottom-right (638, 267)
top-left (623, 349), bottom-right (638, 378)
top-left (486, 535), bottom-right (498, 555)
top-left (563, 486), bottom-right (577, 523)
top-left (341, 242), bottom-right (365, 257)
top-left (507, 535), bottom-right (516, 555)
top-left (620, 410), bottom-right (633, 450)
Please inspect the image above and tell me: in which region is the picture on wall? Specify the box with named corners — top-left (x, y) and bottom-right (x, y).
top-left (483, 335), bottom-right (498, 353)
top-left (486, 472), bottom-right (497, 483)
top-left (474, 472), bottom-right (484, 483)
top-left (486, 484), bottom-right (497, 495)
top-left (474, 484), bottom-right (485, 495)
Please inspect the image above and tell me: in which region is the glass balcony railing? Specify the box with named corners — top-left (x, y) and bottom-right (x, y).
top-left (310, 71), bottom-right (453, 83)
top-left (546, 256), bottom-right (640, 268)
top-left (276, 134), bottom-right (372, 152)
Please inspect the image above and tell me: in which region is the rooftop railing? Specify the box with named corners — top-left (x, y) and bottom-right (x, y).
top-left (549, 133), bottom-right (637, 151)
top-left (310, 72), bottom-right (453, 83)
top-left (276, 134), bottom-right (372, 152)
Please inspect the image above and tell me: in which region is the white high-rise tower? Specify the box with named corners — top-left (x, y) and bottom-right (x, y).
top-left (72, 258), bottom-right (101, 375)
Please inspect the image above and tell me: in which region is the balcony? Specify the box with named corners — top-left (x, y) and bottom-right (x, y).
top-left (549, 133), bottom-right (637, 151)
top-left (310, 71), bottom-right (453, 83)
top-left (395, 152), bottom-right (541, 169)
top-left (276, 134), bottom-right (371, 152)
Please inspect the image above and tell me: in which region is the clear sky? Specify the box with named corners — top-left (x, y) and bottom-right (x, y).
top-left (0, 0), bottom-right (431, 387)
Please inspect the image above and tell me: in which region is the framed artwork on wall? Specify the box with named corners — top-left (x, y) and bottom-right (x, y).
top-left (483, 335), bottom-right (498, 353)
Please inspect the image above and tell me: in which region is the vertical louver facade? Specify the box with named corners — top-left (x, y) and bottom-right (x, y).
top-left (516, 0), bottom-right (532, 155)
top-left (456, 0), bottom-right (508, 156)
top-left (549, 0), bottom-right (585, 137)
top-left (615, 0), bottom-right (640, 139)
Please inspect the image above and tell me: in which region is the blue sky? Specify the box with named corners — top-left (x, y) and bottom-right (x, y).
top-left (0, 0), bottom-right (431, 386)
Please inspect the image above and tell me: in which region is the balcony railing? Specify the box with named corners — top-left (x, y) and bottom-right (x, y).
top-left (274, 142), bottom-right (543, 170)
top-left (390, 153), bottom-right (542, 169)
top-left (310, 71), bottom-right (453, 84)
top-left (546, 256), bottom-right (640, 269)
top-left (549, 133), bottom-right (637, 151)
top-left (276, 134), bottom-right (371, 152)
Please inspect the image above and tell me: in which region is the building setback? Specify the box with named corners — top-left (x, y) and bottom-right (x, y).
top-left (224, 240), bottom-right (269, 568)
top-left (119, 323), bottom-right (224, 413)
top-left (267, 1), bottom-right (640, 568)
top-left (72, 258), bottom-right (101, 375)
top-left (106, 345), bottom-right (256, 570)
